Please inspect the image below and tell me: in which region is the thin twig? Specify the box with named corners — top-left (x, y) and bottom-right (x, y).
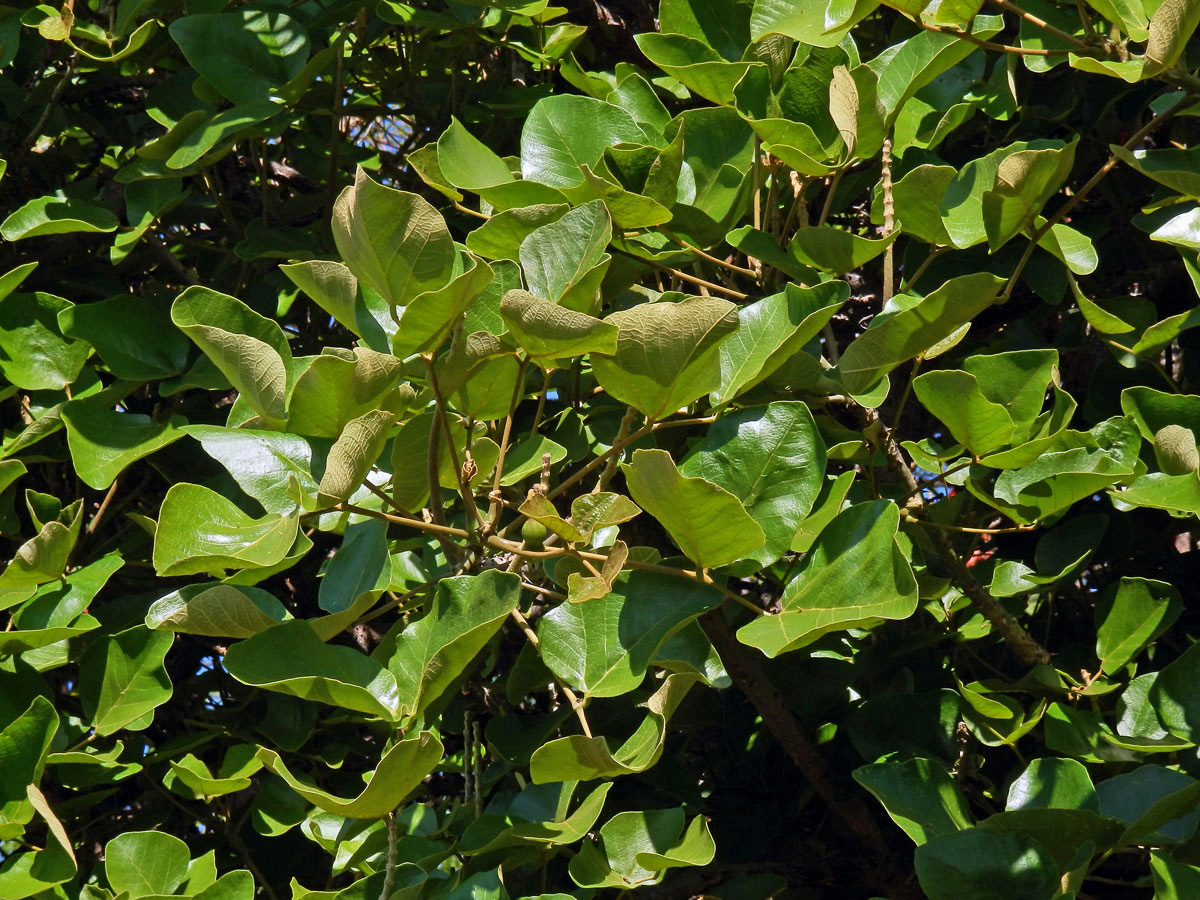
top-left (667, 233), bottom-right (758, 278)
top-left (916, 20), bottom-right (1070, 55)
top-left (86, 479), bottom-right (120, 536)
top-left (991, 0), bottom-right (1092, 49)
top-left (613, 248), bottom-right (749, 299)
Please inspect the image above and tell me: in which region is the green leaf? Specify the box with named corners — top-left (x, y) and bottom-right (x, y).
top-left (105, 830), bottom-right (191, 898)
top-left (519, 492), bottom-right (641, 544)
top-left (437, 117), bottom-right (514, 190)
top-left (737, 501), bottom-right (918, 657)
top-left (539, 569), bottom-right (721, 697)
top-left (634, 33), bottom-right (760, 107)
top-left (872, 17), bottom-right (1001, 119)
top-left (165, 101), bottom-right (280, 170)
top-left (748, 0), bottom-right (874, 46)
top-left (146, 583), bottom-right (289, 638)
top-left (0, 697), bottom-right (58, 838)
top-left (914, 828), bottom-right (1059, 900)
top-left (167, 745), bottom-right (262, 798)
top-left (1143, 0), bottom-right (1200, 77)
top-left (61, 404), bottom-right (185, 490)
top-left (623, 448), bottom-right (765, 568)
top-left (0, 519), bottom-right (78, 597)
top-left (0, 292), bottom-right (92, 390)
top-left (993, 417), bottom-right (1142, 519)
top-left (332, 168), bottom-right (456, 308)
top-left (680, 402), bottom-right (825, 565)
top-left (390, 253), bottom-right (494, 358)
top-left (981, 140), bottom-right (1077, 249)
top-left (1006, 757), bottom-right (1097, 811)
top-left (712, 281), bottom-right (847, 404)
top-left (659, 0), bottom-right (752, 60)
top-left (836, 273), bottom-right (1006, 394)
top-left (0, 194), bottom-right (117, 240)
top-left (499, 435), bottom-right (569, 487)
top-left (79, 626), bottom-right (173, 736)
top-left (914, 370), bottom-right (1016, 455)
top-left (186, 426), bottom-right (325, 514)
top-left (519, 200), bottom-right (611, 312)
top-left (388, 570), bottom-right (520, 720)
top-left (1152, 851), bottom-right (1200, 899)
top-left (284, 350), bottom-right (403, 441)
top-left (1098, 765), bottom-right (1200, 844)
top-left (790, 225), bottom-right (897, 273)
top-left (152, 483), bottom-right (299, 576)
top-left (1151, 640), bottom-right (1200, 741)
top-left (466, 204), bottom-right (569, 262)
top-left (1096, 578), bottom-right (1181, 675)
top-left (256, 732), bottom-right (442, 818)
top-left (829, 63), bottom-right (886, 159)
top-left (316, 409), bottom-right (394, 507)
top-left (500, 289), bottom-right (618, 361)
top-left (1113, 145), bottom-right (1200, 198)
top-left (171, 286), bottom-right (293, 428)
top-left (569, 808), bottom-right (715, 889)
top-left (280, 260), bottom-right (359, 334)
top-left (853, 758), bottom-right (973, 844)
top-left (520, 95), bottom-right (652, 188)
top-left (57, 294), bottom-right (189, 380)
top-left (593, 296), bottom-right (739, 419)
top-left (168, 10), bottom-right (310, 104)
top-left (318, 518), bottom-right (392, 615)
top-left (224, 619), bottom-right (400, 719)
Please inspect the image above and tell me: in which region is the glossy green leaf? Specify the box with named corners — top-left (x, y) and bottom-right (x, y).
top-left (790, 226), bottom-right (897, 273)
top-left (539, 569), bottom-right (720, 697)
top-left (61, 404), bottom-right (185, 490)
top-left (168, 10), bottom-right (310, 105)
top-left (853, 758), bottom-right (972, 844)
top-left (680, 402), bottom-right (825, 565)
top-left (256, 732), bottom-right (442, 818)
top-left (437, 117), bottom-right (513, 191)
top-left (0, 697), bottom-right (58, 837)
top-left (146, 582), bottom-right (289, 638)
top-left (105, 830), bottom-right (190, 898)
top-left (569, 808), bottom-right (715, 889)
top-left (186, 426), bottom-right (325, 514)
top-left (622, 448), bottom-right (764, 568)
top-left (332, 168), bottom-right (456, 308)
top-left (713, 280), bottom-right (848, 404)
top-left (519, 200), bottom-right (611, 312)
top-left (153, 483), bottom-right (299, 576)
top-left (388, 570), bottom-right (520, 720)
top-left (57, 294), bottom-right (189, 380)
top-left (0, 292), bottom-right (92, 390)
top-left (520, 95), bottom-right (652, 188)
top-left (914, 828), bottom-right (1059, 900)
top-left (0, 194), bottom-right (117, 240)
top-left (836, 273), bottom-right (1006, 394)
top-left (79, 626), bottom-right (173, 736)
top-left (1096, 578), bottom-right (1181, 675)
top-left (737, 501), bottom-right (918, 657)
top-left (224, 619), bottom-right (400, 719)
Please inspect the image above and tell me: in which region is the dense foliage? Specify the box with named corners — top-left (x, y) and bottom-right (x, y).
top-left (6, 0), bottom-right (1200, 898)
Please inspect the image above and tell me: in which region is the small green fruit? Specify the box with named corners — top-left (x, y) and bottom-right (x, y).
top-left (521, 518), bottom-right (549, 548)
